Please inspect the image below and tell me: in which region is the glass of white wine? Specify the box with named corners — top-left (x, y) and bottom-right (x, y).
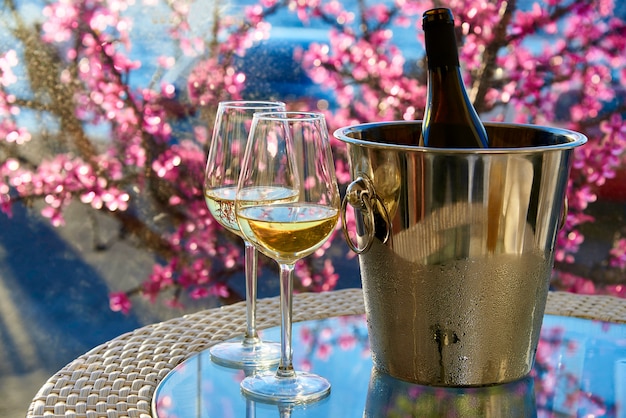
top-left (204, 101), bottom-right (286, 368)
top-left (236, 111), bottom-right (340, 404)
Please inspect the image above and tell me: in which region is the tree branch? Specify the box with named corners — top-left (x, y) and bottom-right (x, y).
top-left (471, 0), bottom-right (516, 113)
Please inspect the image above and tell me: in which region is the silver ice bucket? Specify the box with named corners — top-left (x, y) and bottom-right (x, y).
top-left (334, 122), bottom-right (586, 386)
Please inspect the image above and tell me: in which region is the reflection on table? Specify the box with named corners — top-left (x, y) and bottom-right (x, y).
top-left (153, 314), bottom-right (626, 417)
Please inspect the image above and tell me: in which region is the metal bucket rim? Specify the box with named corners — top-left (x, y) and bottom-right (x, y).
top-left (333, 120), bottom-right (587, 154)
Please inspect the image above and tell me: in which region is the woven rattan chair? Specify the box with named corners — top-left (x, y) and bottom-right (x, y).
top-left (26, 289), bottom-right (626, 417)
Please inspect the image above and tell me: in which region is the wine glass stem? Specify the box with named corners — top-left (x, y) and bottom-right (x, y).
top-left (277, 262), bottom-right (297, 379)
top-left (243, 241), bottom-right (260, 345)
top-left (246, 398), bottom-right (256, 418)
top-left (279, 405), bottom-right (293, 417)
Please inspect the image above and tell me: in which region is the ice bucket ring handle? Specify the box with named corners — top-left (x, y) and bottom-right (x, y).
top-left (341, 175), bottom-right (391, 254)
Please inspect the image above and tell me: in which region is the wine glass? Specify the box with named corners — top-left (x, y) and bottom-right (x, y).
top-left (236, 111), bottom-right (340, 404)
top-left (204, 101), bottom-right (286, 368)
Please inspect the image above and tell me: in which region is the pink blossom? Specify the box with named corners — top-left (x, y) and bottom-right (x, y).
top-left (109, 292), bottom-right (132, 314)
top-left (316, 343), bottom-right (332, 360)
top-left (338, 334), bottom-right (357, 350)
top-left (609, 238), bottom-right (626, 269)
top-left (2, 0), bottom-right (624, 314)
top-left (0, 50), bottom-right (18, 86)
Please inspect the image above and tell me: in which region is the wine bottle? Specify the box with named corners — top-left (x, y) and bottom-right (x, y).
top-left (420, 8), bottom-right (488, 148)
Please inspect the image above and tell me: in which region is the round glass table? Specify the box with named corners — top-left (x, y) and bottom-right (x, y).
top-left (152, 314), bottom-right (626, 417)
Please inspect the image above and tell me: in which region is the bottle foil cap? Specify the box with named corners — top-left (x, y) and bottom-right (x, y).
top-left (422, 7), bottom-right (459, 69)
top-left (422, 8), bottom-right (455, 28)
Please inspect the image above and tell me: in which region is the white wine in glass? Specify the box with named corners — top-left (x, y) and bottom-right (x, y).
top-left (204, 100), bottom-right (286, 368)
top-left (237, 111), bottom-right (340, 404)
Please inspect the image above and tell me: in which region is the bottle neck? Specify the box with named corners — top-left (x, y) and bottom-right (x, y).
top-left (423, 19), bottom-right (468, 123)
top-left (423, 11), bottom-right (460, 70)
top-left (420, 7), bottom-right (488, 148)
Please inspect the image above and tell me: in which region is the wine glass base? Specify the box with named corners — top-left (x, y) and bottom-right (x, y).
top-left (209, 340), bottom-right (281, 369)
top-left (240, 370), bottom-right (331, 404)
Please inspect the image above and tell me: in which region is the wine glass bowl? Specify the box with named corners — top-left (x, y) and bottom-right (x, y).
top-left (236, 111), bottom-right (340, 404)
top-left (237, 203), bottom-right (338, 263)
top-left (204, 101), bottom-right (286, 368)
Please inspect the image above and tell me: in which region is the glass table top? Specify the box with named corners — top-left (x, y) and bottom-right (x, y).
top-left (153, 314), bottom-right (626, 417)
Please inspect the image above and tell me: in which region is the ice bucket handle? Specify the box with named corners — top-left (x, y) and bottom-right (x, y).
top-left (341, 175), bottom-right (391, 254)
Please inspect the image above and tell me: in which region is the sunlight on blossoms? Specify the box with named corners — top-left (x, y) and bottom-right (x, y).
top-left (1, 0), bottom-right (625, 313)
